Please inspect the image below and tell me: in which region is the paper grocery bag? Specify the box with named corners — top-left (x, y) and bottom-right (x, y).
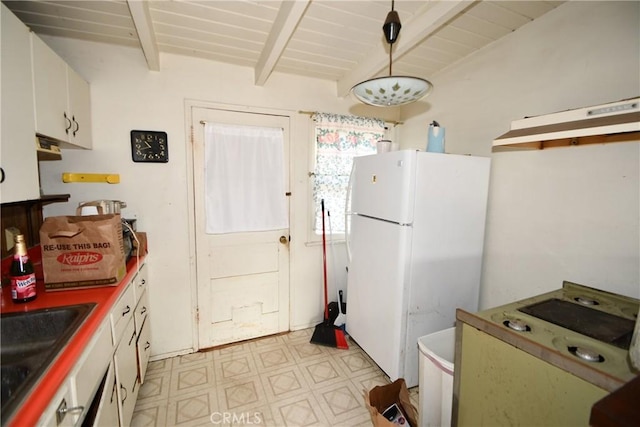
top-left (40, 214), bottom-right (126, 290)
top-left (365, 378), bottom-right (418, 427)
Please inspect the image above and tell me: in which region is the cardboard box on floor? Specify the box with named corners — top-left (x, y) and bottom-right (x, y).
top-left (365, 378), bottom-right (418, 427)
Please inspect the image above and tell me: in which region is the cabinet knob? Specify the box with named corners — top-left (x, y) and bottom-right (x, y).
top-left (122, 305), bottom-right (131, 316)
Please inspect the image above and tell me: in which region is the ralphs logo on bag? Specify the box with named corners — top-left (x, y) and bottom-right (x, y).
top-left (40, 214), bottom-right (126, 290)
top-left (57, 251), bottom-right (103, 265)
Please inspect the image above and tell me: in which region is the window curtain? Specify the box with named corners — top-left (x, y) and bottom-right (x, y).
top-left (312, 112), bottom-right (386, 233)
top-left (204, 123), bottom-right (288, 234)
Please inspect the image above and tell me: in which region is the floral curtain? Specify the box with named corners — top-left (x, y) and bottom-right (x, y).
top-left (312, 112), bottom-right (386, 234)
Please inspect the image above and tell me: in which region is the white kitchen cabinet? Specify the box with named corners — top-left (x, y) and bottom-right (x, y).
top-left (132, 263), bottom-right (148, 303)
top-left (135, 290), bottom-right (151, 384)
top-left (111, 261), bottom-right (149, 426)
top-left (131, 263), bottom-right (151, 383)
top-left (70, 320), bottom-right (112, 424)
top-left (39, 382), bottom-right (74, 427)
top-left (37, 319), bottom-right (112, 426)
top-left (90, 361), bottom-right (120, 426)
top-left (114, 319), bottom-right (139, 426)
top-left (33, 262), bottom-right (150, 427)
top-left (31, 34), bottom-right (92, 149)
top-left (0, 4), bottom-right (40, 203)
top-left (110, 282), bottom-right (135, 346)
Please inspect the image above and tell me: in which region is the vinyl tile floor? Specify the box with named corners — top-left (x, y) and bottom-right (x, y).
top-left (132, 328), bottom-right (420, 426)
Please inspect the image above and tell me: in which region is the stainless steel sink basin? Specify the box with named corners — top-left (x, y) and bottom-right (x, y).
top-left (1, 303), bottom-right (95, 424)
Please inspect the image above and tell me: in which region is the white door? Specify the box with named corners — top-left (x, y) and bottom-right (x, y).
top-left (192, 107), bottom-right (290, 349)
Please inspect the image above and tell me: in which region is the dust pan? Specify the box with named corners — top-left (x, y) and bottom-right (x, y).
top-left (310, 199), bottom-right (348, 349)
top-left (334, 289), bottom-right (346, 328)
top-left (328, 210), bottom-right (347, 329)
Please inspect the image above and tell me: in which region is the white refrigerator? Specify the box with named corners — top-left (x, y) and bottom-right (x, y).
top-left (345, 150), bottom-right (490, 387)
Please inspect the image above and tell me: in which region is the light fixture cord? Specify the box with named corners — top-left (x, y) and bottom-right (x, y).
top-left (389, 0), bottom-right (395, 76)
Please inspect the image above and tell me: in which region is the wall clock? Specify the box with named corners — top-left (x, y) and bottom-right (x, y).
top-left (130, 130), bottom-right (168, 163)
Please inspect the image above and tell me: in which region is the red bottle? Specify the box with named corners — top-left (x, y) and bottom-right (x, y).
top-left (10, 234), bottom-right (37, 303)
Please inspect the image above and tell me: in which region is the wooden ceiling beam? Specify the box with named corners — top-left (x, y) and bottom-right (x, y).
top-left (127, 0), bottom-right (160, 71)
top-left (254, 0), bottom-right (310, 86)
top-left (336, 0), bottom-right (477, 98)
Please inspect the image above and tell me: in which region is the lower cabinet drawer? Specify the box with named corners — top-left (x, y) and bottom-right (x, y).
top-left (134, 289), bottom-right (149, 334)
top-left (111, 284), bottom-right (135, 346)
top-left (132, 263), bottom-right (148, 303)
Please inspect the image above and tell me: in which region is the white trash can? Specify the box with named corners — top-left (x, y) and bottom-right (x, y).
top-left (418, 327), bottom-right (455, 427)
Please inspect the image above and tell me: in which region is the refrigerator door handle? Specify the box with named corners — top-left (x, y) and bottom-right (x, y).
top-left (345, 213), bottom-right (352, 263)
top-left (345, 163), bottom-right (356, 263)
top-left (345, 161), bottom-right (355, 216)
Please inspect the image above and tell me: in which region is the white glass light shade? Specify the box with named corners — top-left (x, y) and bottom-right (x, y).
top-left (351, 75), bottom-right (433, 107)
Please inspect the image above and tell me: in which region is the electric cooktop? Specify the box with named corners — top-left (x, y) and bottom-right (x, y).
top-left (466, 281), bottom-right (639, 390)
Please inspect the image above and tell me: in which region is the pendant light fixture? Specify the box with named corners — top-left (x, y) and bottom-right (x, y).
top-left (351, 0), bottom-right (433, 107)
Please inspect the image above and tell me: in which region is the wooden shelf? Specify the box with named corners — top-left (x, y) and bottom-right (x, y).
top-left (1, 194), bottom-right (70, 207)
top-left (0, 194), bottom-right (71, 258)
top-left (493, 131), bottom-right (640, 152)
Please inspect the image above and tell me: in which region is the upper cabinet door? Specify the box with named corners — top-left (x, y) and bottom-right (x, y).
top-left (32, 35), bottom-right (69, 142)
top-left (67, 68), bottom-right (92, 149)
top-left (32, 35), bottom-right (92, 149)
top-left (1, 4), bottom-right (39, 204)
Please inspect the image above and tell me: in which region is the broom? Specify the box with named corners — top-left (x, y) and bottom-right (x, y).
top-left (310, 199), bottom-right (349, 349)
top-left (328, 209), bottom-right (347, 330)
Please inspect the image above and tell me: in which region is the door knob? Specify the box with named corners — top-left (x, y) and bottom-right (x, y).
top-left (279, 235), bottom-right (288, 244)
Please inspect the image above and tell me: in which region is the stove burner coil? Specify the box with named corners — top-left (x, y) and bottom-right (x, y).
top-left (568, 346), bottom-right (604, 362)
top-left (574, 296), bottom-right (599, 306)
top-left (503, 319), bottom-right (531, 332)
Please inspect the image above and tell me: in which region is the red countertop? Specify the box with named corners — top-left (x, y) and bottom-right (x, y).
top-left (1, 247), bottom-right (146, 427)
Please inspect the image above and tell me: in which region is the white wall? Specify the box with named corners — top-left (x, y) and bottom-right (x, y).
top-left (401, 1), bottom-right (640, 307)
top-left (38, 39), bottom-right (399, 358)
top-left (37, 0), bottom-right (639, 357)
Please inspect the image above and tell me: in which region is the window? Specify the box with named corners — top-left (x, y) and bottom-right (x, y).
top-left (311, 113), bottom-right (386, 235)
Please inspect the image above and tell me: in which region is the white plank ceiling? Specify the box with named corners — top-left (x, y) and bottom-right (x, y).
top-left (3, 0), bottom-right (564, 96)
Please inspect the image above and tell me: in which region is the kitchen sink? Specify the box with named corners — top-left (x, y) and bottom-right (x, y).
top-left (1, 303), bottom-right (96, 424)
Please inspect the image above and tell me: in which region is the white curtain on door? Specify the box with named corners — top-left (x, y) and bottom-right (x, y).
top-left (204, 123), bottom-right (288, 234)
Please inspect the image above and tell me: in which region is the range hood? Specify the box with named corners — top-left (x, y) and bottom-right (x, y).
top-left (493, 97), bottom-right (640, 150)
